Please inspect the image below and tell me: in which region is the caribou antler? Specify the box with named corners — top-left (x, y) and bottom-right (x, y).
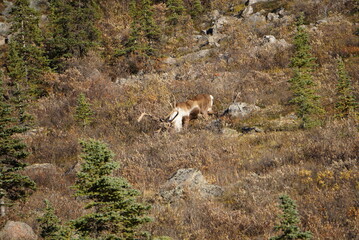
top-left (137, 112), bottom-right (171, 133)
top-left (137, 112), bottom-right (162, 122)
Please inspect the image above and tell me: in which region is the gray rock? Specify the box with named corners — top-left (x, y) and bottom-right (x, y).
top-left (160, 168), bottom-right (223, 202)
top-left (240, 126), bottom-right (264, 134)
top-left (263, 35), bottom-right (276, 43)
top-left (247, 12), bottom-right (266, 23)
top-left (210, 10), bottom-right (220, 21)
top-left (0, 221), bottom-right (37, 240)
top-left (222, 127), bottom-right (241, 137)
top-left (2, 1), bottom-right (14, 17)
top-left (207, 119), bottom-right (223, 133)
top-left (163, 57), bottom-right (177, 65)
top-left (192, 34), bottom-right (204, 40)
top-left (277, 8), bottom-right (286, 17)
top-left (0, 22), bottom-right (10, 36)
top-left (88, 69), bottom-right (101, 80)
top-left (246, 0), bottom-right (274, 5)
top-left (215, 16), bottom-right (228, 31)
top-left (197, 35), bottom-right (209, 47)
top-left (25, 163), bottom-right (56, 172)
top-left (240, 6), bottom-right (253, 18)
top-left (222, 102), bottom-right (260, 119)
top-left (262, 35), bottom-right (291, 49)
top-left (180, 49), bottom-right (212, 62)
top-left (316, 19), bottom-right (328, 25)
top-left (267, 12), bottom-right (279, 22)
top-left (208, 33), bottom-right (227, 47)
top-left (0, 36), bottom-right (6, 46)
top-left (29, 0), bottom-right (49, 11)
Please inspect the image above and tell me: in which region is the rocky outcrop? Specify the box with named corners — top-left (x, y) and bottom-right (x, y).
top-left (0, 221), bottom-right (37, 240)
top-left (262, 35), bottom-right (291, 48)
top-left (23, 163), bottom-right (60, 181)
top-left (239, 5), bottom-right (254, 18)
top-left (160, 168), bottom-right (223, 202)
top-left (222, 102), bottom-right (260, 119)
top-left (23, 162), bottom-right (62, 178)
top-left (162, 49), bottom-right (213, 66)
top-left (24, 163), bottom-right (57, 172)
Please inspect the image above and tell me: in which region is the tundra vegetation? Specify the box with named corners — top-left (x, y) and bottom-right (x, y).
top-left (0, 0), bottom-right (358, 239)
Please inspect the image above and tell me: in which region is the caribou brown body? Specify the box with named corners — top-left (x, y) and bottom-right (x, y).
top-left (165, 94), bottom-right (214, 132)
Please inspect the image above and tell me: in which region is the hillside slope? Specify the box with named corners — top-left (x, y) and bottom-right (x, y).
top-left (0, 0), bottom-right (358, 239)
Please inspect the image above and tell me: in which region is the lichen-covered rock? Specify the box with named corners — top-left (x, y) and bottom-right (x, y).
top-left (160, 168), bottom-right (223, 202)
top-left (222, 102), bottom-right (260, 119)
top-left (0, 221), bottom-right (37, 240)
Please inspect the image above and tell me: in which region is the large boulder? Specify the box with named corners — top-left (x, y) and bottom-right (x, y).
top-left (24, 163), bottom-right (57, 172)
top-left (262, 35), bottom-right (291, 48)
top-left (160, 168), bottom-right (223, 202)
top-left (0, 221), bottom-right (37, 240)
top-left (222, 102), bottom-right (260, 119)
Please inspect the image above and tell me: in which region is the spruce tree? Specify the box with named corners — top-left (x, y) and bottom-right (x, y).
top-left (189, 0), bottom-right (204, 19)
top-left (141, 0), bottom-right (160, 43)
top-left (7, 41), bottom-right (33, 127)
top-left (288, 14), bottom-right (324, 129)
top-left (270, 195), bottom-right (312, 240)
top-left (72, 139), bottom-right (151, 239)
top-left (8, 0), bottom-right (49, 98)
top-left (74, 93), bottom-right (94, 128)
top-left (37, 200), bottom-right (71, 240)
top-left (167, 0), bottom-right (186, 25)
top-left (47, 0), bottom-right (100, 70)
top-left (119, 0), bottom-right (160, 56)
top-left (0, 72), bottom-right (36, 216)
top-left (335, 57), bottom-right (358, 118)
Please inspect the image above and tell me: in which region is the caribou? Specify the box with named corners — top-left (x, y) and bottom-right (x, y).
top-left (164, 94), bottom-right (215, 132)
top-left (137, 94), bottom-right (215, 132)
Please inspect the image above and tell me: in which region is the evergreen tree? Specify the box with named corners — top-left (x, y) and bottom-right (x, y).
top-left (8, 0), bottom-right (49, 98)
top-left (37, 200), bottom-right (71, 240)
top-left (270, 195), bottom-right (312, 240)
top-left (189, 0), bottom-right (204, 19)
top-left (119, 0), bottom-right (160, 56)
top-left (288, 14), bottom-right (324, 129)
top-left (0, 72), bottom-right (36, 216)
top-left (47, 0), bottom-right (100, 70)
top-left (74, 93), bottom-right (94, 128)
top-left (141, 0), bottom-right (160, 42)
top-left (72, 139), bottom-right (151, 239)
top-left (167, 0), bottom-right (186, 25)
top-left (335, 57), bottom-right (358, 118)
top-left (7, 41), bottom-right (33, 127)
